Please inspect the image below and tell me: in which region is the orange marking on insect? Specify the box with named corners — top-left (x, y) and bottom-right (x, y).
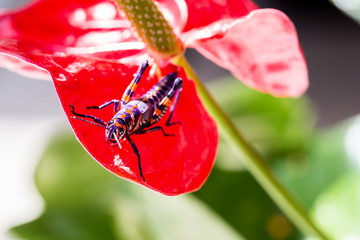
top-left (162, 97), bottom-right (171, 106)
top-left (129, 82), bottom-right (137, 91)
top-left (114, 121), bottom-right (123, 127)
top-left (154, 109), bottom-right (162, 116)
top-left (123, 94), bottom-right (130, 103)
top-left (120, 113), bottom-right (127, 119)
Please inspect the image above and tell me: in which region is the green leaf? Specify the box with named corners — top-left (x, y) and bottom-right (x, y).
top-left (312, 171), bottom-right (360, 239)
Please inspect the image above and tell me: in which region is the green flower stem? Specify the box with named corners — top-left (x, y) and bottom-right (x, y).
top-left (175, 55), bottom-right (330, 240)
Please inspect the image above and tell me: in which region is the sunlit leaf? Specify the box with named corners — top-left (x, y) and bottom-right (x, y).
top-left (312, 171), bottom-right (360, 239)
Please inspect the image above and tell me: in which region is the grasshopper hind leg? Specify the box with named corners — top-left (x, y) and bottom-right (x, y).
top-left (165, 77), bottom-right (183, 126)
top-left (151, 77), bottom-right (183, 126)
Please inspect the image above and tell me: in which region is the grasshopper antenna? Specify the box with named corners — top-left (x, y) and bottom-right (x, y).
top-left (70, 116), bottom-right (107, 129)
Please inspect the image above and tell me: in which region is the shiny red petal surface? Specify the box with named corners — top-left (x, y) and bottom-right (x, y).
top-left (187, 9), bottom-right (308, 97)
top-left (0, 0), bottom-right (144, 74)
top-left (53, 58), bottom-right (218, 195)
top-left (0, 0), bottom-right (185, 53)
top-left (0, 0), bottom-right (186, 72)
top-left (0, 0), bottom-right (139, 52)
top-left (182, 0), bottom-right (257, 31)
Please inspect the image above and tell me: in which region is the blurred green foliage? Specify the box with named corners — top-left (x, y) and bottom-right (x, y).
top-left (10, 77), bottom-right (360, 239)
top-left (207, 77), bottom-right (315, 171)
top-left (11, 134), bottom-right (244, 240)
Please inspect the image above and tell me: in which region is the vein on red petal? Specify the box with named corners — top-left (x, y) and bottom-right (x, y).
top-left (186, 9), bottom-right (309, 97)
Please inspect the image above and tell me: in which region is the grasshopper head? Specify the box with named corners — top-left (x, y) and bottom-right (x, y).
top-left (106, 118), bottom-right (127, 144)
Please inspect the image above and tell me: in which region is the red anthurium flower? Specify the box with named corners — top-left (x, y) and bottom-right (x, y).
top-left (0, 0), bottom-right (307, 194)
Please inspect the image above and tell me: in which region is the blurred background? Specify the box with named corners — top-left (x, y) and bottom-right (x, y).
top-left (1, 0), bottom-right (360, 239)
